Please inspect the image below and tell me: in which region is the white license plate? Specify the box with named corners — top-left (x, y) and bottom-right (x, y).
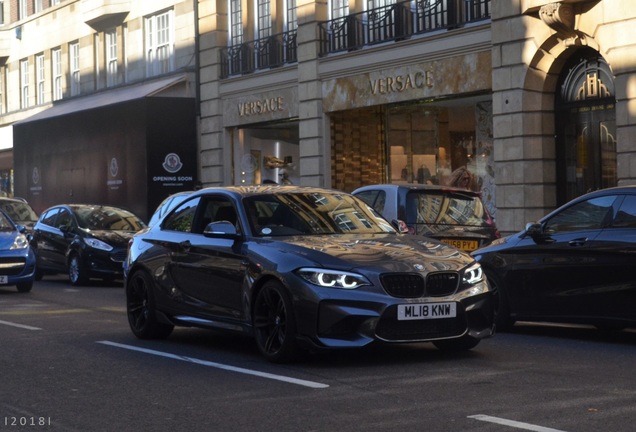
top-left (397, 302), bottom-right (456, 321)
top-left (0, 275), bottom-right (7, 284)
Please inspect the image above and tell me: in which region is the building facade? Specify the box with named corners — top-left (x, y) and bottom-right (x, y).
top-left (0, 0), bottom-right (199, 220)
top-left (198, 0), bottom-right (635, 234)
top-left (0, 0), bottom-right (634, 233)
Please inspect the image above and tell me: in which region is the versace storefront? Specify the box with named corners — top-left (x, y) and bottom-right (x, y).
top-left (201, 0), bottom-right (636, 235)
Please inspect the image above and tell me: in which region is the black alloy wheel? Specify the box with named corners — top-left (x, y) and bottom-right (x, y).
top-left (253, 280), bottom-right (299, 363)
top-left (484, 269), bottom-right (515, 332)
top-left (68, 253), bottom-right (88, 286)
top-left (126, 271), bottom-right (173, 339)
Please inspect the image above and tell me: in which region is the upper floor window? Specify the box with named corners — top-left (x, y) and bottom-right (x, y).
top-left (18, 0), bottom-right (27, 19)
top-left (145, 10), bottom-right (174, 77)
top-left (52, 48), bottom-right (62, 101)
top-left (36, 53), bottom-right (45, 105)
top-left (69, 42), bottom-right (80, 96)
top-left (34, 0), bottom-right (43, 13)
top-left (51, 0), bottom-right (60, 5)
top-left (229, 0), bottom-right (243, 46)
top-left (330, 0), bottom-right (349, 20)
top-left (106, 29), bottom-right (118, 87)
top-left (20, 59), bottom-right (29, 109)
top-left (0, 67), bottom-right (4, 114)
top-left (286, 0), bottom-right (297, 32)
top-left (256, 0), bottom-right (271, 40)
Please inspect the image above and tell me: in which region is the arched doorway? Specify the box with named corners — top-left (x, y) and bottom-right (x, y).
top-left (555, 48), bottom-right (616, 205)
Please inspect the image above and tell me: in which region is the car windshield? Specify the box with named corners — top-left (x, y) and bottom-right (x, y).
top-left (243, 192), bottom-right (396, 236)
top-left (0, 211), bottom-right (15, 231)
top-left (406, 191), bottom-right (491, 231)
top-left (0, 200), bottom-right (38, 222)
top-left (72, 206), bottom-right (147, 231)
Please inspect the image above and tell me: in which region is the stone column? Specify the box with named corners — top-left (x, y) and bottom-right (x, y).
top-left (296, 0), bottom-right (328, 187)
top-left (198, 0), bottom-right (227, 186)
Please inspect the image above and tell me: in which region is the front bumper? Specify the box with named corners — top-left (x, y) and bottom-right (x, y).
top-left (291, 279), bottom-right (495, 350)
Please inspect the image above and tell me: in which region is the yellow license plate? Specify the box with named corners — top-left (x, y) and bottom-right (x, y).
top-left (441, 239), bottom-right (479, 251)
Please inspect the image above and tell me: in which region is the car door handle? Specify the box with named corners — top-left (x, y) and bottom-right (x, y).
top-left (179, 240), bottom-right (191, 252)
top-left (568, 238), bottom-right (588, 247)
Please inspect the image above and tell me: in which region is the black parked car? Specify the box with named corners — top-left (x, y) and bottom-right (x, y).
top-left (352, 184), bottom-right (499, 252)
top-left (124, 185), bottom-right (494, 362)
top-left (472, 186), bottom-right (636, 331)
top-left (32, 204), bottom-right (146, 285)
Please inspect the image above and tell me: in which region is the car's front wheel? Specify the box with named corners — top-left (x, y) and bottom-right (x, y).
top-left (16, 281), bottom-right (33, 293)
top-left (126, 270), bottom-right (173, 339)
top-left (485, 269), bottom-right (515, 332)
top-left (68, 253), bottom-right (88, 286)
top-left (253, 280), bottom-right (299, 363)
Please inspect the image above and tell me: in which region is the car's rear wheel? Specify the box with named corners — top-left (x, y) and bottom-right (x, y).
top-left (16, 281), bottom-right (33, 293)
top-left (485, 269), bottom-right (515, 332)
top-left (253, 280), bottom-right (299, 363)
top-left (433, 334), bottom-right (480, 351)
top-left (68, 253), bottom-right (88, 286)
top-left (126, 270), bottom-right (173, 339)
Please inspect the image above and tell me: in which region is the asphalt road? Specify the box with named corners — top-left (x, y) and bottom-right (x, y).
top-left (2, 276), bottom-right (636, 432)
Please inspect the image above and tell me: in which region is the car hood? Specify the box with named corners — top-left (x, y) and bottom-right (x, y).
top-left (86, 230), bottom-right (136, 247)
top-left (256, 233), bottom-right (474, 273)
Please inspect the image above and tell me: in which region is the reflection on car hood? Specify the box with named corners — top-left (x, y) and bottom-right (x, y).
top-left (87, 230), bottom-right (136, 247)
top-left (0, 231), bottom-right (19, 250)
top-left (262, 234), bottom-right (472, 273)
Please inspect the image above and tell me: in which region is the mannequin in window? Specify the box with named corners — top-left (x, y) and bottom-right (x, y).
top-left (417, 164), bottom-right (431, 184)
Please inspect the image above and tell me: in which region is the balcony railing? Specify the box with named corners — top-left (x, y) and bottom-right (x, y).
top-left (220, 0), bottom-right (489, 77)
top-left (319, 0), bottom-right (490, 55)
top-left (220, 30), bottom-right (298, 78)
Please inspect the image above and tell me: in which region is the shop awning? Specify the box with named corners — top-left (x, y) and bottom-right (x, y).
top-left (16, 75), bottom-right (190, 124)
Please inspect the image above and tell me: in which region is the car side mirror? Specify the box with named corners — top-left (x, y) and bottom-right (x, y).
top-left (524, 222), bottom-right (543, 237)
top-left (204, 221), bottom-right (241, 239)
top-left (391, 219), bottom-right (409, 234)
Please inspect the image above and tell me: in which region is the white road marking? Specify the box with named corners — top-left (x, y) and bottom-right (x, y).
top-left (97, 340), bottom-right (330, 389)
top-left (468, 415), bottom-right (568, 432)
top-left (0, 319), bottom-right (41, 330)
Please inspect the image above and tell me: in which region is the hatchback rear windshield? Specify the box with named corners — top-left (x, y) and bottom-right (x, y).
top-left (405, 191), bottom-right (491, 228)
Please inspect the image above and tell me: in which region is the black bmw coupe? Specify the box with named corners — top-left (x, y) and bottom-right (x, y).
top-left (124, 185), bottom-right (495, 362)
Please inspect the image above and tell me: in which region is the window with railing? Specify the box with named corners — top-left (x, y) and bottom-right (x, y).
top-left (221, 0), bottom-right (298, 77)
top-left (319, 0), bottom-right (490, 55)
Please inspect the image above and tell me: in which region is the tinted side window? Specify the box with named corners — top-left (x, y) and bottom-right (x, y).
top-left (545, 196), bottom-right (616, 233)
top-left (611, 195), bottom-right (636, 228)
top-left (56, 209), bottom-right (74, 229)
top-left (40, 208), bottom-right (60, 227)
top-left (193, 197), bottom-right (238, 234)
top-left (355, 190), bottom-right (385, 214)
top-left (163, 197), bottom-right (201, 232)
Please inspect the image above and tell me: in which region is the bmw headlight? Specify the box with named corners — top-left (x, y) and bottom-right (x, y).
top-left (296, 268), bottom-right (370, 289)
top-left (462, 262), bottom-right (484, 285)
top-left (10, 234), bottom-right (29, 250)
top-left (83, 237), bottom-right (114, 251)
